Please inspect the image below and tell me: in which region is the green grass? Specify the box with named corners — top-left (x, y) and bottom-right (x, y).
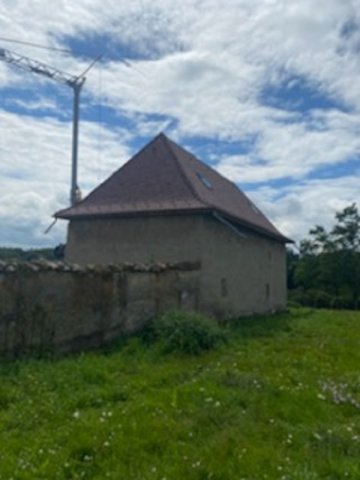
top-left (0, 308), bottom-right (360, 479)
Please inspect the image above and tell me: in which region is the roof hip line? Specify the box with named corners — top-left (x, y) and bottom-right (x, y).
top-left (162, 135), bottom-right (209, 208)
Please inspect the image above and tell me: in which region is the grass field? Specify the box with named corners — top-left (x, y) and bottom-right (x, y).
top-left (0, 308), bottom-right (359, 479)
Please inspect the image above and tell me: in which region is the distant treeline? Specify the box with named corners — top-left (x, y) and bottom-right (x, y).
top-left (288, 203), bottom-right (360, 310)
top-left (0, 245), bottom-right (64, 262)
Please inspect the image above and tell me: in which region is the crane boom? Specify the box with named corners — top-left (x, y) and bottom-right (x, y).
top-left (0, 46), bottom-right (86, 206)
top-left (0, 47), bottom-right (83, 87)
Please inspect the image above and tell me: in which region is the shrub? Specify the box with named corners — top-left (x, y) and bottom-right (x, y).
top-left (331, 294), bottom-right (358, 310)
top-left (288, 288), bottom-right (359, 310)
top-left (304, 290), bottom-right (333, 308)
top-left (145, 310), bottom-right (227, 355)
top-left (288, 288), bottom-right (306, 306)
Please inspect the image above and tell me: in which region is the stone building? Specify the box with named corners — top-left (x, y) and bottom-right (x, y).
top-left (55, 133), bottom-right (291, 317)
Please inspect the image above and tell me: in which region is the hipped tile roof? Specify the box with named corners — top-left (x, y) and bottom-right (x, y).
top-left (55, 133), bottom-right (291, 243)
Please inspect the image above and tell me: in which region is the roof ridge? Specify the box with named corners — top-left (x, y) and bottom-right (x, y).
top-left (161, 135), bottom-right (209, 208)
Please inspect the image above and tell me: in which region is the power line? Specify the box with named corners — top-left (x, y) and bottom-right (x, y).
top-left (0, 38), bottom-right (150, 81)
top-left (78, 54), bottom-right (104, 79)
top-left (0, 36), bottom-right (73, 54)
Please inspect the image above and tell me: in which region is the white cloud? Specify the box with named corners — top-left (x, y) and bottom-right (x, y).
top-left (249, 175), bottom-right (360, 243)
top-left (0, 0), bottom-right (359, 246)
top-left (10, 96), bottom-right (59, 112)
top-left (0, 109), bottom-right (132, 247)
top-left (216, 109), bottom-right (360, 182)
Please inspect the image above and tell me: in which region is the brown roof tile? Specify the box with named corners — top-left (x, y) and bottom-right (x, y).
top-left (55, 133), bottom-right (291, 243)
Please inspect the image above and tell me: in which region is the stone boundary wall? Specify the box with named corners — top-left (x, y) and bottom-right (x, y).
top-left (0, 260), bottom-right (200, 357)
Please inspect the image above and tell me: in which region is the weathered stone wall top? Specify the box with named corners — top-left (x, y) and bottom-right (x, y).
top-left (0, 260), bottom-right (201, 275)
top-left (0, 260), bottom-right (201, 357)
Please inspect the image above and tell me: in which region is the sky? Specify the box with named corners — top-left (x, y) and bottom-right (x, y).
top-left (0, 0), bottom-right (359, 249)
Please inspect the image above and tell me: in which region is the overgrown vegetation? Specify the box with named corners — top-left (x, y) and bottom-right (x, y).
top-left (143, 310), bottom-right (227, 355)
top-left (0, 308), bottom-right (360, 479)
top-left (288, 203), bottom-right (360, 309)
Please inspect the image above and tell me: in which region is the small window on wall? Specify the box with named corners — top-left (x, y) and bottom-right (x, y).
top-left (265, 283), bottom-right (270, 300)
top-left (221, 278), bottom-right (228, 297)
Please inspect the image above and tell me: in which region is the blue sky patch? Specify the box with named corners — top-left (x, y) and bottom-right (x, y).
top-left (240, 176), bottom-right (294, 194)
top-left (58, 24), bottom-right (183, 62)
top-left (59, 33), bottom-right (147, 62)
top-left (305, 157), bottom-right (360, 181)
top-left (0, 84), bottom-right (71, 119)
top-left (182, 134), bottom-right (257, 166)
top-left (261, 74), bottom-right (349, 114)
top-left (340, 18), bottom-right (360, 40)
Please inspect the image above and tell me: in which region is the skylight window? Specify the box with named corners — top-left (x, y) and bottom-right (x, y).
top-left (250, 203), bottom-right (260, 214)
top-left (196, 172), bottom-right (212, 189)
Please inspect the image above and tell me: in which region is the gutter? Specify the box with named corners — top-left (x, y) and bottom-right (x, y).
top-left (212, 211), bottom-right (247, 239)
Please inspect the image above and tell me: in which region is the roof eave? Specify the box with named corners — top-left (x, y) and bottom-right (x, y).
top-left (54, 206), bottom-right (212, 221)
top-left (55, 206), bottom-right (293, 243)
top-left (213, 209), bottom-right (293, 244)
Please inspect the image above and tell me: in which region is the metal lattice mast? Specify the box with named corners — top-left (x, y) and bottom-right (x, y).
top-left (0, 47), bottom-right (86, 206)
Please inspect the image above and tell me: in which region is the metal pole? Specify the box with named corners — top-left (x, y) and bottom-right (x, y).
top-left (70, 82), bottom-right (83, 206)
top-left (2, 48), bottom-right (83, 205)
top-left (0, 47), bottom-right (100, 207)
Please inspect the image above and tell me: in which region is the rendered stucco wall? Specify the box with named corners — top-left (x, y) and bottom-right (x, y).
top-left (198, 216), bottom-right (286, 317)
top-left (66, 216), bottom-right (202, 265)
top-left (65, 214), bottom-right (287, 317)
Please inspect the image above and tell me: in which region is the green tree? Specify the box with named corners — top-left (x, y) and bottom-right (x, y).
top-left (292, 203), bottom-right (360, 309)
top-left (332, 203), bottom-right (360, 251)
